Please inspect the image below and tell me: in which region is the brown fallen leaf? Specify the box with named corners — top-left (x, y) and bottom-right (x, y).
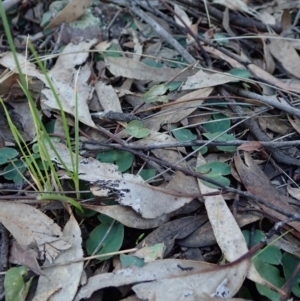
top-left (9, 241), bottom-right (45, 276)
top-left (178, 213), bottom-right (261, 248)
top-left (237, 141), bottom-right (263, 152)
top-left (45, 0), bottom-right (92, 29)
top-left (136, 215), bottom-right (207, 256)
top-left (234, 152), bottom-right (300, 232)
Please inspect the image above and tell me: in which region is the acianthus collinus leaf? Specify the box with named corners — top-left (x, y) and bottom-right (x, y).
top-left (196, 161), bottom-right (231, 188)
top-left (126, 120), bottom-right (150, 138)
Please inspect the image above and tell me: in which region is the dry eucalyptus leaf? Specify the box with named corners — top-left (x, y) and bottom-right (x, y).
top-left (136, 215), bottom-right (207, 256)
top-left (41, 39), bottom-right (98, 129)
top-left (266, 35), bottom-right (300, 78)
top-left (104, 56), bottom-right (197, 82)
top-left (35, 214), bottom-right (83, 301)
top-left (9, 241), bottom-right (44, 276)
top-left (75, 258), bottom-right (249, 301)
top-left (48, 141), bottom-right (194, 218)
top-left (46, 0), bottom-right (92, 29)
top-left (178, 213), bottom-right (261, 248)
top-left (234, 152), bottom-right (300, 233)
top-left (182, 69), bottom-right (239, 90)
top-left (81, 204), bottom-right (170, 229)
top-left (143, 88), bottom-right (213, 131)
top-left (247, 63), bottom-right (300, 93)
top-left (0, 201), bottom-right (70, 263)
top-left (94, 82), bottom-right (123, 113)
top-left (197, 153), bottom-right (279, 291)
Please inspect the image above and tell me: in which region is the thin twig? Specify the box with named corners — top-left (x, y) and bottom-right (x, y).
top-left (82, 139), bottom-right (300, 152)
top-left (128, 2), bottom-right (197, 64)
top-left (225, 85), bottom-right (300, 118)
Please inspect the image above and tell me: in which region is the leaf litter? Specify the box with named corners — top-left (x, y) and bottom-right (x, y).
top-left (1, 0), bottom-right (300, 300)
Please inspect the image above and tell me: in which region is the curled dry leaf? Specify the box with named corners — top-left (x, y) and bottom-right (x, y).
top-left (0, 201), bottom-right (70, 263)
top-left (247, 63), bottom-right (300, 93)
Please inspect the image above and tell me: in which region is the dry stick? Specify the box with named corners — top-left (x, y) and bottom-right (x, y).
top-left (222, 88), bottom-right (300, 166)
top-left (128, 3), bottom-right (196, 64)
top-left (280, 260), bottom-right (300, 301)
top-left (98, 139), bottom-right (300, 224)
top-left (82, 139), bottom-right (300, 152)
top-left (174, 0), bottom-right (282, 34)
top-left (158, 0), bottom-right (212, 68)
top-left (225, 85), bottom-right (300, 118)
top-left (0, 224), bottom-right (8, 298)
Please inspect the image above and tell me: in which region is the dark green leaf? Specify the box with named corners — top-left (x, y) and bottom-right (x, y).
top-left (196, 161), bottom-right (231, 188)
top-left (104, 43), bottom-right (122, 57)
top-left (141, 59), bottom-right (163, 68)
top-left (254, 259), bottom-right (285, 301)
top-left (214, 33), bottom-right (229, 45)
top-left (202, 113), bottom-right (230, 133)
top-left (165, 81), bottom-right (181, 91)
top-left (136, 169), bottom-right (156, 181)
top-left (120, 254), bottom-right (145, 268)
top-left (228, 68), bottom-right (251, 79)
top-left (86, 221), bottom-right (124, 261)
top-left (4, 266), bottom-right (32, 301)
top-left (142, 84), bottom-right (168, 103)
top-left (96, 150), bottom-right (134, 172)
top-left (126, 121), bottom-right (150, 138)
top-left (203, 132), bottom-right (237, 152)
top-left (0, 147), bottom-right (18, 165)
top-left (243, 230), bottom-right (281, 265)
top-left (172, 128), bottom-right (196, 141)
top-left (4, 160), bottom-right (26, 183)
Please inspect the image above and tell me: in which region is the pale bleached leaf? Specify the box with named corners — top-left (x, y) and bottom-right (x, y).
top-left (94, 82), bottom-right (122, 113)
top-left (41, 39), bottom-right (98, 128)
top-left (75, 258), bottom-right (249, 301)
top-left (0, 201), bottom-right (70, 263)
top-left (174, 4), bottom-right (191, 27)
top-left (34, 214), bottom-right (83, 301)
top-left (104, 56), bottom-right (196, 82)
top-left (197, 153), bottom-right (280, 291)
top-left (48, 141), bottom-right (193, 218)
top-left (181, 70), bottom-right (238, 90)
